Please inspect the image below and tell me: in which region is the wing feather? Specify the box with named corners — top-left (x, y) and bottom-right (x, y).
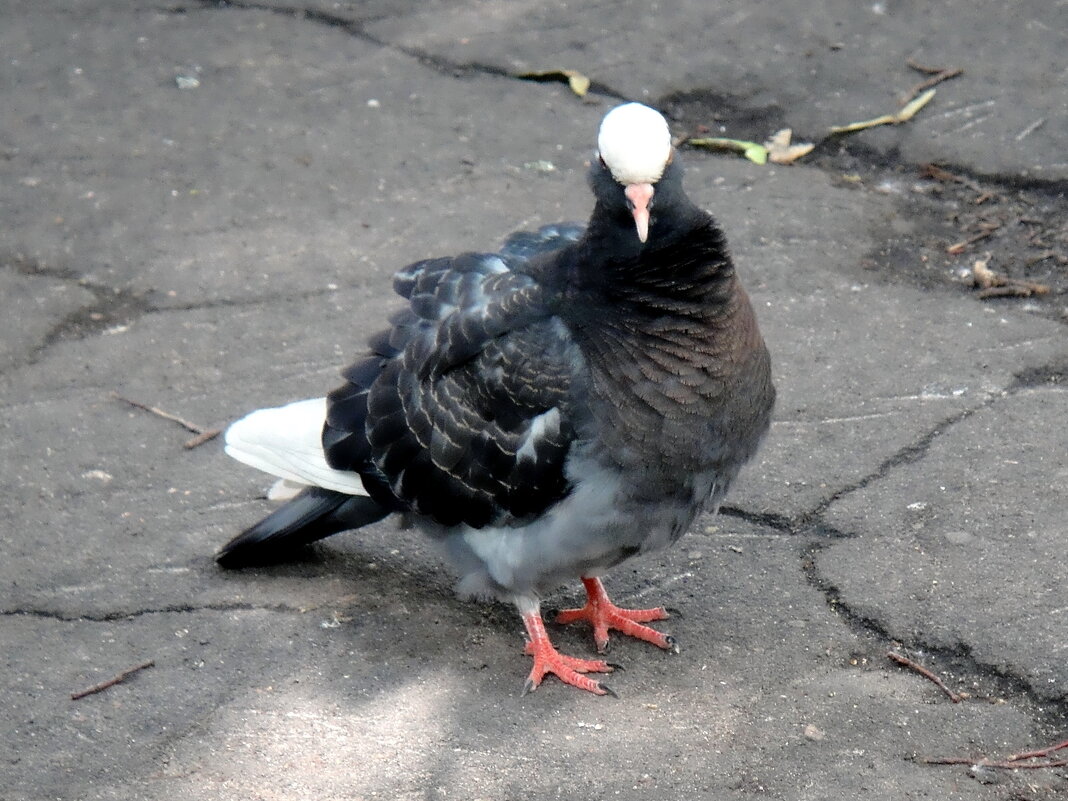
top-left (324, 226), bottom-right (585, 527)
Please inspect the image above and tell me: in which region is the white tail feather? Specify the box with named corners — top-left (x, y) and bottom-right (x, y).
top-left (224, 397), bottom-right (368, 496)
top-left (267, 478), bottom-right (307, 501)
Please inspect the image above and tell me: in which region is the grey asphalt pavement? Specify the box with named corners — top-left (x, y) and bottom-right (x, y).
top-left (2, 2), bottom-right (1066, 799)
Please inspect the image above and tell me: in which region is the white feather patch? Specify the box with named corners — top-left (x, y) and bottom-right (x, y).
top-left (267, 478), bottom-right (308, 501)
top-left (224, 397), bottom-right (368, 496)
top-left (516, 407), bottom-right (560, 463)
top-left (597, 103), bottom-right (672, 185)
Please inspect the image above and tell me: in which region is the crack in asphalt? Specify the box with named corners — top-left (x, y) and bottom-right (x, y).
top-left (0, 601), bottom-right (301, 622)
top-left (1, 257), bottom-right (152, 373)
top-left (0, 252), bottom-right (389, 373)
top-left (799, 539), bottom-right (1068, 727)
top-left (739, 382), bottom-right (1068, 725)
top-left (716, 505), bottom-right (860, 542)
top-left (805, 407), bottom-right (982, 522)
top-left (171, 0), bottom-right (628, 99)
top-left (716, 505), bottom-right (797, 534)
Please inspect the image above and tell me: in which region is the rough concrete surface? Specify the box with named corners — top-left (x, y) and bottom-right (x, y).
top-left (2, 2), bottom-right (1066, 800)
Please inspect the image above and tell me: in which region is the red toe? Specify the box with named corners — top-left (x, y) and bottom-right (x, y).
top-left (521, 612), bottom-right (614, 695)
top-left (555, 577), bottom-right (673, 652)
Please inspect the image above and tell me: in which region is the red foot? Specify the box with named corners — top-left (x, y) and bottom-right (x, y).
top-left (555, 577), bottom-right (674, 653)
top-left (521, 612), bottom-right (616, 695)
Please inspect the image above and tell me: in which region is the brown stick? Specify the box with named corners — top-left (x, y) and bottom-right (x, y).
top-left (918, 163), bottom-right (983, 194)
top-left (946, 229), bottom-right (996, 254)
top-left (907, 59), bottom-right (952, 75)
top-left (917, 756), bottom-right (975, 765)
top-left (996, 759), bottom-right (1068, 769)
top-left (113, 393), bottom-right (221, 449)
top-left (182, 429), bottom-right (222, 449)
top-left (1025, 251), bottom-right (1064, 267)
top-left (901, 66), bottom-right (963, 105)
top-left (1009, 739), bottom-right (1068, 762)
top-left (71, 659), bottom-right (155, 700)
top-left (887, 651), bottom-right (962, 703)
top-left (113, 393), bottom-right (205, 433)
top-left (976, 283), bottom-right (1050, 299)
top-left (919, 755), bottom-right (1068, 770)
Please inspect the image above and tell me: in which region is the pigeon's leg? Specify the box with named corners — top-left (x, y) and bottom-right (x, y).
top-left (556, 576), bottom-right (674, 653)
top-left (519, 604), bottom-right (615, 696)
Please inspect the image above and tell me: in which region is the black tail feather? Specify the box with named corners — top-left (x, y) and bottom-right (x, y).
top-left (216, 486), bottom-right (390, 568)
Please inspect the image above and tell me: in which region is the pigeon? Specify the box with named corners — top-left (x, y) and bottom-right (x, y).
top-left (218, 102), bottom-right (775, 695)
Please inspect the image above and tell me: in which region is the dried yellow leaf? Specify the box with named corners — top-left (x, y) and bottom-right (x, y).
top-left (829, 88), bottom-right (937, 135)
top-left (566, 71), bottom-right (590, 97)
top-left (764, 129), bottom-right (815, 164)
top-left (687, 137), bottom-right (768, 165)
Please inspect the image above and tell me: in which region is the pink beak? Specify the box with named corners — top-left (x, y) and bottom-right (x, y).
top-left (624, 183), bottom-right (654, 243)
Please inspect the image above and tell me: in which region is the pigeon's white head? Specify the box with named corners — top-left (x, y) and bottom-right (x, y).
top-left (596, 103), bottom-right (674, 242)
top-left (597, 102), bottom-right (673, 185)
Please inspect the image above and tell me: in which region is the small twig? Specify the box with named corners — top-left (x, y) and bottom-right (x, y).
top-left (1009, 739), bottom-right (1068, 762)
top-left (976, 284), bottom-right (1048, 299)
top-left (919, 737), bottom-right (1068, 772)
top-left (918, 163), bottom-right (985, 195)
top-left (71, 659), bottom-right (155, 700)
top-left (887, 650), bottom-right (962, 703)
top-left (113, 393), bottom-right (221, 449)
top-left (946, 229), bottom-right (996, 255)
top-left (996, 759), bottom-right (1068, 769)
top-left (113, 393), bottom-right (204, 433)
top-left (182, 429), bottom-right (221, 449)
top-left (1025, 251), bottom-right (1067, 267)
top-left (971, 254), bottom-right (1051, 298)
top-left (922, 739), bottom-right (1068, 773)
top-left (919, 755), bottom-right (1068, 770)
top-left (907, 59), bottom-right (951, 75)
top-left (901, 64), bottom-right (963, 105)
